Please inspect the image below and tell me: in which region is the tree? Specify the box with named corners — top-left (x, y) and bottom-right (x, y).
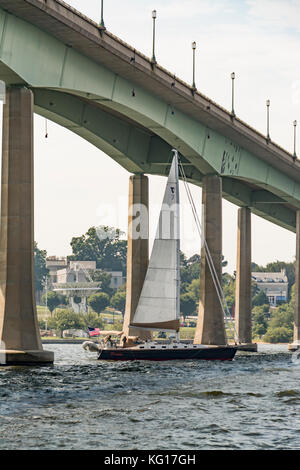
top-left (267, 303), bottom-right (293, 330)
top-left (180, 293), bottom-right (196, 319)
top-left (42, 291), bottom-right (61, 316)
top-left (185, 279), bottom-right (200, 305)
top-left (83, 311), bottom-right (103, 329)
top-left (222, 273), bottom-right (236, 310)
top-left (263, 302), bottom-right (294, 343)
top-left (91, 270), bottom-right (113, 297)
top-left (252, 305), bottom-right (269, 338)
top-left (34, 242), bottom-right (49, 292)
top-left (69, 226), bottom-right (127, 274)
top-left (264, 327), bottom-right (293, 344)
top-left (88, 292), bottom-right (110, 315)
top-left (47, 309), bottom-right (85, 337)
top-left (180, 253), bottom-right (201, 293)
top-left (110, 284), bottom-right (126, 317)
top-left (252, 290), bottom-right (269, 307)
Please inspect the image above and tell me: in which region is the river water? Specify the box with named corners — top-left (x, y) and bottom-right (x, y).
top-left (0, 344), bottom-right (299, 450)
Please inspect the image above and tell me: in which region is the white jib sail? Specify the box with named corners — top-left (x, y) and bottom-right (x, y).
top-left (130, 151), bottom-right (181, 332)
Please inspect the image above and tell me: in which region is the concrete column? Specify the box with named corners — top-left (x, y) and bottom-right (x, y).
top-left (289, 211), bottom-right (300, 351)
top-left (0, 87), bottom-right (53, 365)
top-left (194, 175), bottom-right (226, 346)
top-left (122, 174), bottom-right (151, 340)
top-left (235, 207), bottom-right (254, 345)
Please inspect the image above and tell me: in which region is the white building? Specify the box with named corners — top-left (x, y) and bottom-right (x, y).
top-left (45, 257), bottom-right (125, 314)
top-left (46, 257), bottom-right (68, 284)
top-left (105, 271), bottom-right (125, 290)
top-left (252, 270), bottom-right (289, 307)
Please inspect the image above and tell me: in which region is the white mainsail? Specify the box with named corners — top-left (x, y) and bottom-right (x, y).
top-left (130, 151), bottom-right (181, 332)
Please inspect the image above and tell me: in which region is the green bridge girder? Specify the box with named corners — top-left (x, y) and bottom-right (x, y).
top-left (0, 7), bottom-right (297, 232)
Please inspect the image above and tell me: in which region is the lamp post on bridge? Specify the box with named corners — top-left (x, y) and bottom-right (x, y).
top-left (100, 0), bottom-right (105, 28)
top-left (231, 72), bottom-right (236, 117)
top-left (294, 120), bottom-right (297, 160)
top-left (266, 99), bottom-right (271, 142)
top-left (192, 41), bottom-right (196, 90)
top-left (151, 10), bottom-right (157, 64)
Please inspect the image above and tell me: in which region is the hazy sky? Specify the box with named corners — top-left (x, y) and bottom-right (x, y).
top-left (4, 0), bottom-right (300, 273)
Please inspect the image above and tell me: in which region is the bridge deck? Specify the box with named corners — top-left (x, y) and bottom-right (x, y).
top-left (0, 0), bottom-right (298, 184)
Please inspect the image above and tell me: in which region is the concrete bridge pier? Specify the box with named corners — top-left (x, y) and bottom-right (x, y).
top-left (194, 175), bottom-right (227, 346)
top-left (289, 211), bottom-right (300, 351)
top-left (122, 174), bottom-right (151, 341)
top-left (235, 207), bottom-right (257, 352)
top-left (0, 87), bottom-right (54, 365)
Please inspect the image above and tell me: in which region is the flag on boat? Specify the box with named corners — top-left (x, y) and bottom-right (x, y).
top-left (88, 327), bottom-right (100, 337)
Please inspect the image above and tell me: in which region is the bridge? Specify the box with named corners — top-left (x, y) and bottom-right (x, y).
top-left (0, 0), bottom-right (299, 363)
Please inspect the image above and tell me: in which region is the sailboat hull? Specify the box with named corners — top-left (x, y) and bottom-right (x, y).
top-left (97, 345), bottom-right (237, 362)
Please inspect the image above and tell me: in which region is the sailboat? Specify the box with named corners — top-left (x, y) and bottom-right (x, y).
top-left (95, 151), bottom-right (237, 361)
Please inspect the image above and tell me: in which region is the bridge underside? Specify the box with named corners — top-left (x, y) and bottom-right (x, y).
top-left (34, 88), bottom-right (296, 232)
top-left (0, 2), bottom-right (297, 232)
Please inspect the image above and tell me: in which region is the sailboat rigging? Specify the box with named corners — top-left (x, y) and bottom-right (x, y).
top-left (83, 150), bottom-right (237, 361)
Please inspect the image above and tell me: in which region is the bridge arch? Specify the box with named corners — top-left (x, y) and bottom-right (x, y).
top-left (0, 6), bottom-right (297, 231)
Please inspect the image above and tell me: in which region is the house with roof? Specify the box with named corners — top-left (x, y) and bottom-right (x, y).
top-left (251, 270), bottom-right (289, 307)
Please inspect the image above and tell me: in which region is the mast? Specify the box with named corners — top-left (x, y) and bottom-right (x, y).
top-left (174, 150), bottom-right (181, 341)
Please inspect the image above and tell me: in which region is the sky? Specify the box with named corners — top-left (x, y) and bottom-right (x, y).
top-left (4, 0), bottom-right (300, 273)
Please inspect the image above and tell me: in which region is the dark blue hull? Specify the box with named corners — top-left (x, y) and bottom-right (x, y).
top-left (97, 346), bottom-right (237, 361)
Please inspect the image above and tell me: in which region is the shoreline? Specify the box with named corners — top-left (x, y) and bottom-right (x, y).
top-left (41, 339), bottom-right (291, 347)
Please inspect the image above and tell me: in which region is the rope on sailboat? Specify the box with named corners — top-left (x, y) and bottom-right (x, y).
top-left (177, 157), bottom-right (240, 344)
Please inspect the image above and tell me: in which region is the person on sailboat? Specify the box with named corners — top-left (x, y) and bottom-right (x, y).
top-left (104, 335), bottom-right (112, 348)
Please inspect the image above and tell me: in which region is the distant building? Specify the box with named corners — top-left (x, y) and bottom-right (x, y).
top-left (104, 271), bottom-right (125, 290)
top-left (46, 258), bottom-right (125, 290)
top-left (252, 270), bottom-right (288, 307)
top-left (56, 261), bottom-right (97, 284)
top-left (46, 257), bottom-right (68, 284)
top-left (45, 257), bottom-right (125, 314)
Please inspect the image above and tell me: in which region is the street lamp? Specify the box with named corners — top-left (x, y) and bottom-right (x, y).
top-left (231, 72), bottom-right (236, 117)
top-left (192, 41), bottom-right (196, 89)
top-left (151, 10), bottom-right (157, 64)
top-left (100, 0), bottom-right (105, 28)
top-left (294, 120), bottom-right (297, 159)
top-left (266, 99), bottom-right (271, 141)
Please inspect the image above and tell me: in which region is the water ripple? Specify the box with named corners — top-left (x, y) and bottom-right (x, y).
top-left (0, 343), bottom-right (299, 450)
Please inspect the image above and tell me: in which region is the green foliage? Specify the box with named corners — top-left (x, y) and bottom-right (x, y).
top-left (252, 290), bottom-right (269, 307)
top-left (111, 319), bottom-right (123, 331)
top-left (222, 274), bottom-right (235, 310)
top-left (84, 311), bottom-right (103, 329)
top-left (263, 303), bottom-right (294, 343)
top-left (34, 242), bottom-right (49, 292)
top-left (38, 318), bottom-right (47, 330)
top-left (58, 294), bottom-right (68, 306)
top-left (180, 253), bottom-right (200, 293)
top-left (88, 292), bottom-right (110, 315)
top-left (252, 305), bottom-right (269, 337)
top-left (42, 291), bottom-right (61, 315)
top-left (180, 292), bottom-right (196, 318)
top-left (264, 327), bottom-right (293, 344)
top-left (268, 304), bottom-right (294, 329)
top-left (185, 279), bottom-right (200, 303)
top-left (110, 285), bottom-right (126, 316)
top-left (91, 270), bottom-right (113, 297)
top-left (47, 309), bottom-right (85, 336)
top-left (69, 226), bottom-right (127, 274)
